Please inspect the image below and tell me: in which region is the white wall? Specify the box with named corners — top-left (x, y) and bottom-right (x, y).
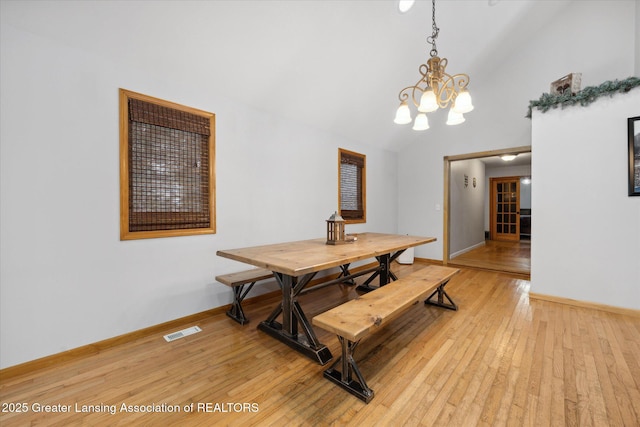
top-left (398, 0), bottom-right (637, 262)
top-left (531, 89), bottom-right (640, 310)
top-left (636, 0), bottom-right (640, 75)
top-left (0, 20), bottom-right (397, 368)
top-left (449, 159), bottom-right (485, 256)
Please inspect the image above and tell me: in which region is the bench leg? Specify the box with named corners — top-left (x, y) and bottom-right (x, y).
top-left (226, 282), bottom-right (256, 325)
top-left (337, 263), bottom-right (356, 285)
top-left (323, 336), bottom-right (374, 403)
top-left (424, 279), bottom-right (457, 311)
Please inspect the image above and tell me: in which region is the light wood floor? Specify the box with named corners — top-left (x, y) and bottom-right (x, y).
top-left (1, 263), bottom-right (639, 426)
top-left (450, 239), bottom-right (531, 277)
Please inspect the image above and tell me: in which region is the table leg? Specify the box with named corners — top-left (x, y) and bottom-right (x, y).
top-left (378, 253), bottom-right (390, 286)
top-left (357, 251), bottom-right (398, 292)
top-left (257, 272), bottom-right (333, 365)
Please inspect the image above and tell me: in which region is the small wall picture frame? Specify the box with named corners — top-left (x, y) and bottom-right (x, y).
top-left (629, 116), bottom-right (640, 196)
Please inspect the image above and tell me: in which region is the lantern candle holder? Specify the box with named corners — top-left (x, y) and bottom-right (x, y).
top-left (326, 211), bottom-right (347, 245)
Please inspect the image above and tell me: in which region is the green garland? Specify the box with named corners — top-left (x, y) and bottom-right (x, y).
top-left (526, 76), bottom-right (640, 118)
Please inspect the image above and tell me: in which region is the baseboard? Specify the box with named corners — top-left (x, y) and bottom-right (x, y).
top-left (413, 257), bottom-right (443, 265)
top-left (0, 305), bottom-right (238, 380)
top-left (529, 292), bottom-right (640, 318)
top-left (450, 241), bottom-right (486, 259)
top-left (0, 262), bottom-right (383, 380)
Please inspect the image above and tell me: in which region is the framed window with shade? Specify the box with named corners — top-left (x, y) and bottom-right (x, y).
top-left (119, 89), bottom-right (216, 240)
top-left (338, 148), bottom-right (366, 223)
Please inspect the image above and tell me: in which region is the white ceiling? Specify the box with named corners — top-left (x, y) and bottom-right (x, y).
top-left (5, 0), bottom-right (574, 151)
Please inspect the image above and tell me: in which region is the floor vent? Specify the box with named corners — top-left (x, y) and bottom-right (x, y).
top-left (163, 326), bottom-right (202, 342)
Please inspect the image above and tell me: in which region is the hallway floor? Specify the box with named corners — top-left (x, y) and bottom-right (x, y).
top-left (449, 240), bottom-right (531, 277)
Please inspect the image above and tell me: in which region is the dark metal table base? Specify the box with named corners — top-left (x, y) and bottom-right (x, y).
top-left (258, 272), bottom-right (334, 365)
top-left (356, 251), bottom-right (402, 293)
top-left (257, 320), bottom-right (333, 365)
top-left (258, 263), bottom-right (390, 364)
top-left (257, 251), bottom-right (415, 365)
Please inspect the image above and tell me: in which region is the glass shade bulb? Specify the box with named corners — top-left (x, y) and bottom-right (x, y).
top-left (398, 0), bottom-right (415, 13)
top-left (412, 113), bottom-right (429, 131)
top-left (452, 89), bottom-right (474, 114)
top-left (446, 109), bottom-right (465, 125)
top-left (394, 101), bottom-right (412, 124)
top-left (418, 89), bottom-right (438, 113)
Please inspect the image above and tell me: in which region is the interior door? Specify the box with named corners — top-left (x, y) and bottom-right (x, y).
top-left (490, 177), bottom-right (520, 241)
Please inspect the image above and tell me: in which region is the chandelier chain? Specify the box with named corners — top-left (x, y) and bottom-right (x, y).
top-left (427, 0), bottom-right (439, 57)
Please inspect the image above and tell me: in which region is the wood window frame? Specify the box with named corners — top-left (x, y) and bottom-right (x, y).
top-left (338, 148), bottom-right (366, 223)
top-left (119, 89), bottom-right (216, 240)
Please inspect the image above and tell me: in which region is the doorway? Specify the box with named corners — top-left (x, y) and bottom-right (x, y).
top-left (443, 146), bottom-right (531, 275)
top-left (490, 176), bottom-right (520, 241)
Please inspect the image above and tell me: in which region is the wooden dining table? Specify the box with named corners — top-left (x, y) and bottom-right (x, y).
top-left (216, 232), bottom-right (436, 364)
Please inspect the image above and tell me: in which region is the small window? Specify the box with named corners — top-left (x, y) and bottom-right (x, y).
top-left (338, 148), bottom-right (366, 223)
top-left (119, 89), bottom-right (215, 240)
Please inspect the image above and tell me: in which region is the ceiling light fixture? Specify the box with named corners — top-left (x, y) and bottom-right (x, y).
top-left (394, 0), bottom-right (473, 130)
top-left (501, 154), bottom-right (517, 161)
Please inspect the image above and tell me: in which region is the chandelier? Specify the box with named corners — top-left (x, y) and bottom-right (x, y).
top-left (394, 0), bottom-right (473, 130)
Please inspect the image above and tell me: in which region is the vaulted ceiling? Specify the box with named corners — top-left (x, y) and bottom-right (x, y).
top-left (6, 0), bottom-right (573, 151)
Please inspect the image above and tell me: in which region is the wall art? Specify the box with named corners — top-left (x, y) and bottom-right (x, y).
top-left (629, 116), bottom-right (640, 196)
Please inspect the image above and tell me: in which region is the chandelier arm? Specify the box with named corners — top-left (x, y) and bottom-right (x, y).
top-left (453, 74), bottom-right (470, 90)
top-left (398, 85), bottom-right (424, 108)
top-left (435, 73), bottom-right (470, 108)
top-left (436, 74), bottom-right (457, 108)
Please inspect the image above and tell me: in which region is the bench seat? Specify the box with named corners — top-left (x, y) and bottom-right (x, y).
top-left (312, 265), bottom-right (459, 402)
top-left (215, 268), bottom-right (274, 324)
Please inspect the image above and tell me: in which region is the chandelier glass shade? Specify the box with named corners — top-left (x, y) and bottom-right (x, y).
top-left (394, 0), bottom-right (473, 129)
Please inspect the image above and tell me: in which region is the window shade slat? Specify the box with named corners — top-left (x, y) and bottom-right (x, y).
top-left (129, 99), bottom-right (211, 136)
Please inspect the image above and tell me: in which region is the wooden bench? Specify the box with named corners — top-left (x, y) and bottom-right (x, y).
top-left (215, 268), bottom-right (274, 324)
top-left (312, 265), bottom-right (460, 403)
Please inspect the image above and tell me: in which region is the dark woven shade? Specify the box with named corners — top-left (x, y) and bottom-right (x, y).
top-left (340, 151), bottom-right (365, 220)
top-left (128, 98), bottom-right (211, 232)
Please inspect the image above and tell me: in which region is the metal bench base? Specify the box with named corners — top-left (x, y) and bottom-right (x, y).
top-left (424, 280), bottom-right (457, 311)
top-left (226, 282), bottom-right (256, 324)
top-left (323, 337), bottom-right (373, 403)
